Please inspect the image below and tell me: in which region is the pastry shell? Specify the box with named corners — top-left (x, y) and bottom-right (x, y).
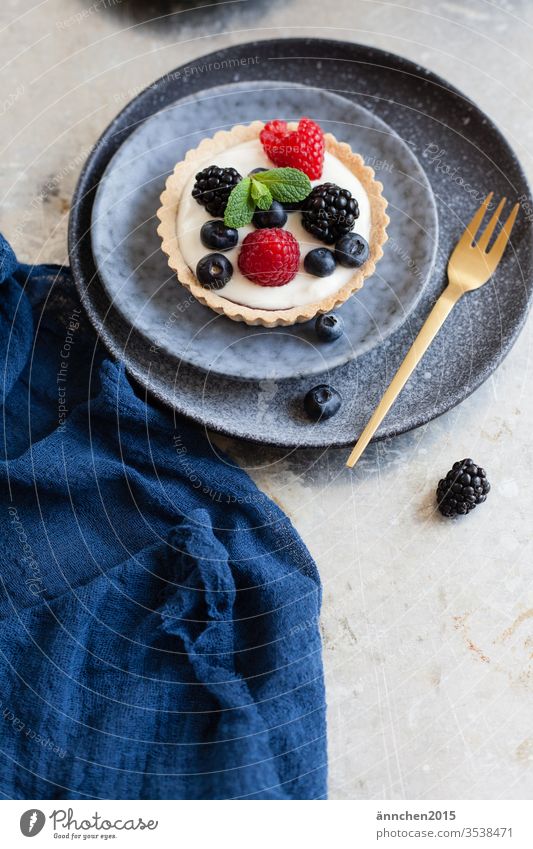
top-left (157, 121), bottom-right (389, 327)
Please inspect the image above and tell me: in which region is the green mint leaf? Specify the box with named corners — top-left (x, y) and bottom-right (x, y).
top-left (223, 169), bottom-right (310, 227)
top-left (250, 178), bottom-right (273, 210)
top-left (224, 177), bottom-right (255, 228)
top-left (255, 193), bottom-right (273, 211)
top-left (253, 167), bottom-right (312, 202)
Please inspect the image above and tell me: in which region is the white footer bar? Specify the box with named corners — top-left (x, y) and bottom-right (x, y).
top-left (3, 799), bottom-right (532, 848)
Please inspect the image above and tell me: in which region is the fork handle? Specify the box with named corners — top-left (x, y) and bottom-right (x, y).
top-left (346, 284), bottom-right (460, 468)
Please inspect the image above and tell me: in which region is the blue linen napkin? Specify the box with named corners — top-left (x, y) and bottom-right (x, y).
top-left (0, 234), bottom-right (327, 800)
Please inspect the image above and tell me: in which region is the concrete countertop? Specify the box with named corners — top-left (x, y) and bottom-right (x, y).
top-left (2, 0), bottom-right (533, 799)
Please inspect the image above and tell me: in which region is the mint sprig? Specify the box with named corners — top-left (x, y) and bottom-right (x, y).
top-left (253, 168), bottom-right (312, 203)
top-left (223, 178), bottom-right (256, 229)
top-left (224, 167), bottom-right (311, 228)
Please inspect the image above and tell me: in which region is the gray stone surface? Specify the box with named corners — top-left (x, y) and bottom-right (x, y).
top-left (3, 0), bottom-right (533, 800)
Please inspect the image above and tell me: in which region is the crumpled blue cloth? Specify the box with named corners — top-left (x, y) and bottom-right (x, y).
top-left (0, 234), bottom-right (326, 800)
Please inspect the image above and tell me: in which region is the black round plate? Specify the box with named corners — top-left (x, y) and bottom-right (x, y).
top-left (69, 38), bottom-right (533, 449)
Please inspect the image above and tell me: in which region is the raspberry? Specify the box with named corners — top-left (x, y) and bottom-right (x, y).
top-left (238, 229), bottom-right (300, 287)
top-left (260, 117), bottom-right (325, 180)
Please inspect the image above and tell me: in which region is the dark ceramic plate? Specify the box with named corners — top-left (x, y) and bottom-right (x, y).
top-left (90, 82), bottom-right (438, 381)
top-left (69, 38), bottom-right (533, 449)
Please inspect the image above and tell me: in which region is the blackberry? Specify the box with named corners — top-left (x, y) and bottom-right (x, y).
top-left (436, 459), bottom-right (490, 517)
top-left (192, 165), bottom-right (242, 217)
top-left (302, 182), bottom-right (359, 245)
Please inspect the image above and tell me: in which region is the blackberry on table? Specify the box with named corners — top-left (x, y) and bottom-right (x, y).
top-left (302, 182), bottom-right (359, 245)
top-left (436, 459), bottom-right (490, 517)
top-left (192, 165), bottom-right (242, 217)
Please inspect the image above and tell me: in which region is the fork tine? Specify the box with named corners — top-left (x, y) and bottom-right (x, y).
top-left (487, 202), bottom-right (520, 266)
top-left (458, 192), bottom-right (494, 247)
top-left (477, 197), bottom-right (506, 251)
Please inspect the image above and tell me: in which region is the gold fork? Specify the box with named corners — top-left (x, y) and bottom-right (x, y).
top-left (346, 193), bottom-right (520, 468)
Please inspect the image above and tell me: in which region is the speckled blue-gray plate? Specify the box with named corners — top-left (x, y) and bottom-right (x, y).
top-left (90, 82), bottom-right (437, 381)
top-left (69, 39), bottom-right (533, 448)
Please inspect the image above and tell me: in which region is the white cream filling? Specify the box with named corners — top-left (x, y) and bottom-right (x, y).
top-left (176, 139), bottom-right (371, 311)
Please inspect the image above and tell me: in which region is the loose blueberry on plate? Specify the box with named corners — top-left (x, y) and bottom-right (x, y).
top-left (252, 200), bottom-right (288, 229)
top-left (315, 313), bottom-right (344, 342)
top-left (335, 233), bottom-right (369, 268)
top-left (196, 253), bottom-right (233, 290)
top-left (249, 167), bottom-right (268, 175)
top-left (304, 248), bottom-right (337, 278)
top-left (200, 220), bottom-right (238, 252)
top-left (304, 384), bottom-right (342, 421)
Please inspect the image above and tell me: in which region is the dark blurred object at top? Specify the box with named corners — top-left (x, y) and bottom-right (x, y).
top-left (106, 0), bottom-right (276, 30)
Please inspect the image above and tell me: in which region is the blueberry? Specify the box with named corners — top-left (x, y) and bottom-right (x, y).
top-left (304, 247), bottom-right (337, 277)
top-left (200, 220), bottom-right (238, 252)
top-left (196, 253), bottom-right (233, 290)
top-left (252, 200), bottom-right (288, 229)
top-left (249, 167), bottom-right (268, 175)
top-left (335, 233), bottom-right (369, 268)
top-left (304, 384), bottom-right (342, 421)
top-left (282, 199), bottom-right (305, 212)
top-left (315, 313), bottom-right (344, 342)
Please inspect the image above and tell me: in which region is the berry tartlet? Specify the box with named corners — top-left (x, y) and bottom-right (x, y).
top-left (157, 118), bottom-right (389, 326)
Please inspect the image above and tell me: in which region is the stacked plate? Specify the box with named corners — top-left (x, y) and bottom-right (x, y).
top-left (70, 39), bottom-right (532, 448)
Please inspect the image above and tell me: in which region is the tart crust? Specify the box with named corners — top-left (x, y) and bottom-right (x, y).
top-left (157, 121), bottom-right (389, 327)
